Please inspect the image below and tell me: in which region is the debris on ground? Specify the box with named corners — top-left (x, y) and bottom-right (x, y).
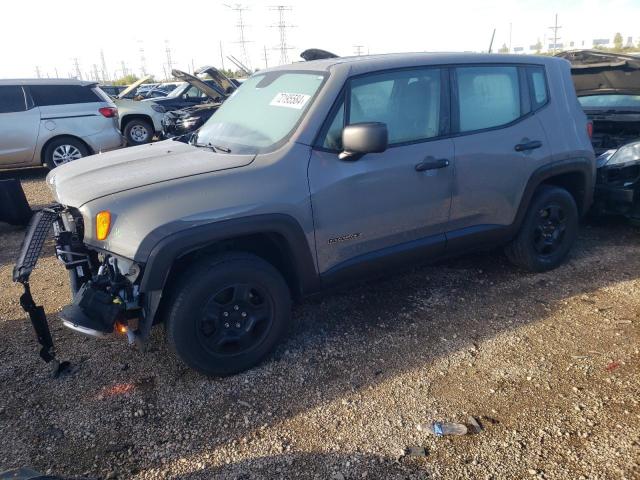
top-left (420, 421), bottom-right (468, 436)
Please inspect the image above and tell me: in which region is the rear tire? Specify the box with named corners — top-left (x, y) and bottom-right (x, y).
top-left (505, 185), bottom-right (578, 272)
top-left (123, 119), bottom-right (153, 145)
top-left (43, 137), bottom-right (88, 169)
top-left (165, 252), bottom-right (292, 376)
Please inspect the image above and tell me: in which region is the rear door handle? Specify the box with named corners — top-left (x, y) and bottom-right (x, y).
top-left (514, 140), bottom-right (542, 152)
top-left (415, 157), bottom-right (449, 172)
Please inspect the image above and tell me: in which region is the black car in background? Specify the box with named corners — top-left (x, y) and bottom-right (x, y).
top-left (161, 67), bottom-right (237, 137)
top-left (558, 50), bottom-right (640, 221)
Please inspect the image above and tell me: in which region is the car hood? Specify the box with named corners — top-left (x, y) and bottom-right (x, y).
top-left (172, 69), bottom-right (226, 101)
top-left (556, 50), bottom-right (640, 96)
top-left (46, 140), bottom-right (255, 207)
top-left (117, 75), bottom-right (153, 99)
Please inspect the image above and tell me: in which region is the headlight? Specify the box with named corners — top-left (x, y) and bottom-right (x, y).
top-left (151, 104), bottom-right (166, 113)
top-left (602, 141), bottom-right (640, 167)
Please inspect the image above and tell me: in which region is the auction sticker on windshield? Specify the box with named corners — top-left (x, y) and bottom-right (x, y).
top-left (270, 92), bottom-right (311, 110)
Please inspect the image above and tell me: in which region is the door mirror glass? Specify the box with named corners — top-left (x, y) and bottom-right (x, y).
top-left (339, 122), bottom-right (388, 160)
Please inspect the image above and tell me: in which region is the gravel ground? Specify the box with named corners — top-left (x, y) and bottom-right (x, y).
top-left (0, 169), bottom-right (638, 480)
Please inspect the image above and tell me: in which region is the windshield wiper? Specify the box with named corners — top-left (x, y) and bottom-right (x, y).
top-left (212, 144), bottom-right (231, 153)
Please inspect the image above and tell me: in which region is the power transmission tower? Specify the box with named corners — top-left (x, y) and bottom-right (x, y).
top-left (35, 66), bottom-right (41, 78)
top-left (270, 5), bottom-right (294, 65)
top-left (138, 41), bottom-right (147, 77)
top-left (73, 58), bottom-right (82, 80)
top-left (549, 13), bottom-right (562, 53)
top-left (165, 40), bottom-right (174, 77)
top-left (353, 45), bottom-right (365, 56)
top-left (219, 41), bottom-right (226, 71)
top-left (100, 49), bottom-right (109, 81)
top-left (120, 60), bottom-right (128, 78)
top-left (224, 4), bottom-right (252, 69)
top-left (92, 64), bottom-right (100, 82)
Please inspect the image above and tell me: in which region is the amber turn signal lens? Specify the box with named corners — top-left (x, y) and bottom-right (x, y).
top-left (96, 211), bottom-right (111, 240)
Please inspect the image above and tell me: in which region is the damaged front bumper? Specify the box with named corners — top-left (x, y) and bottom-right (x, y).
top-left (13, 205), bottom-right (144, 371)
top-left (593, 142), bottom-right (640, 221)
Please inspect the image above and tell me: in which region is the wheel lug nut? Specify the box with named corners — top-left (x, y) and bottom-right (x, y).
top-left (234, 305), bottom-right (239, 311)
top-left (224, 323), bottom-right (230, 328)
top-left (235, 323), bottom-right (241, 328)
top-left (223, 312), bottom-right (229, 317)
top-left (241, 312), bottom-right (247, 317)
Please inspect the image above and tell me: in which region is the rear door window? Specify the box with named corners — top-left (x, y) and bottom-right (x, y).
top-left (456, 66), bottom-right (521, 132)
top-left (29, 85), bottom-right (101, 106)
top-left (0, 86), bottom-right (27, 113)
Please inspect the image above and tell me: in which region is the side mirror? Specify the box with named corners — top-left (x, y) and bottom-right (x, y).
top-left (339, 122), bottom-right (388, 161)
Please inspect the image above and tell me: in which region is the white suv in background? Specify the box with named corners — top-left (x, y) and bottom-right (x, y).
top-left (0, 79), bottom-right (124, 170)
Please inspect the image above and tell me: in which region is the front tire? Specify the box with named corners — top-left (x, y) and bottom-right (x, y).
top-left (123, 119), bottom-right (153, 145)
top-left (165, 253), bottom-right (292, 376)
top-left (505, 185), bottom-right (578, 272)
top-left (43, 137), bottom-right (88, 169)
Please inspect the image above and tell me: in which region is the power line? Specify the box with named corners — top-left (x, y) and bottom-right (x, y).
top-left (270, 5), bottom-right (295, 65)
top-left (549, 13), bottom-right (562, 53)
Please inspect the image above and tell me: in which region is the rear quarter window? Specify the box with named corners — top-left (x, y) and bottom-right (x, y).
top-left (29, 85), bottom-right (101, 106)
top-left (527, 66), bottom-right (549, 110)
top-left (0, 85), bottom-right (26, 113)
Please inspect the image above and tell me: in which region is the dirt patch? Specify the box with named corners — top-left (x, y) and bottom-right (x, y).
top-left (0, 171), bottom-right (638, 479)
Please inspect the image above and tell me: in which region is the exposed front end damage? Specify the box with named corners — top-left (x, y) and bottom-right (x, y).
top-left (13, 205), bottom-right (145, 371)
top-left (556, 50), bottom-right (640, 221)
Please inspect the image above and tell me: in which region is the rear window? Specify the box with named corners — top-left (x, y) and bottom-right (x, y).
top-left (578, 95), bottom-right (640, 108)
top-left (29, 85), bottom-right (101, 106)
top-left (0, 85), bottom-right (26, 113)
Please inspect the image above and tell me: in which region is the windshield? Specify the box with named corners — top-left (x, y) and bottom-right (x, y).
top-left (195, 71), bottom-right (326, 154)
top-left (579, 94), bottom-right (640, 108)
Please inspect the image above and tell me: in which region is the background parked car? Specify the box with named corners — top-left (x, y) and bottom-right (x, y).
top-left (0, 79), bottom-right (123, 169)
top-left (161, 67), bottom-right (236, 137)
top-left (558, 50), bottom-right (640, 221)
top-left (103, 76), bottom-right (165, 145)
top-left (99, 84), bottom-right (128, 97)
top-left (145, 66), bottom-right (228, 111)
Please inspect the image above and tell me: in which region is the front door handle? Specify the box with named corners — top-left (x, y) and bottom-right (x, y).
top-left (514, 140), bottom-right (542, 152)
top-left (415, 157), bottom-right (449, 172)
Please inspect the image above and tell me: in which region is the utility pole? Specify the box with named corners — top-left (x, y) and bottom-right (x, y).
top-left (73, 58), bottom-right (82, 80)
top-left (35, 66), bottom-right (41, 78)
top-left (191, 59), bottom-right (196, 74)
top-left (224, 4), bottom-right (252, 70)
top-left (549, 13), bottom-right (562, 53)
top-left (263, 45), bottom-right (269, 68)
top-left (353, 45), bottom-right (365, 56)
top-left (54, 68), bottom-right (59, 79)
top-left (165, 39), bottom-right (174, 77)
top-left (120, 60), bottom-right (128, 79)
top-left (138, 41), bottom-right (147, 77)
top-left (100, 49), bottom-right (109, 82)
top-left (270, 5), bottom-right (294, 65)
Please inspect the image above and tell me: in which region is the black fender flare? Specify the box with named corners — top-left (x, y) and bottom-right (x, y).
top-left (137, 213), bottom-right (320, 295)
top-left (511, 157), bottom-right (594, 235)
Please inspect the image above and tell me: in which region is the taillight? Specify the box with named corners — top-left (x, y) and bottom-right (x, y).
top-left (99, 106), bottom-right (118, 118)
top-left (586, 121), bottom-right (593, 139)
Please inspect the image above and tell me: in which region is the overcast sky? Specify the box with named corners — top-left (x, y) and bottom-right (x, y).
top-left (2, 0), bottom-right (639, 80)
